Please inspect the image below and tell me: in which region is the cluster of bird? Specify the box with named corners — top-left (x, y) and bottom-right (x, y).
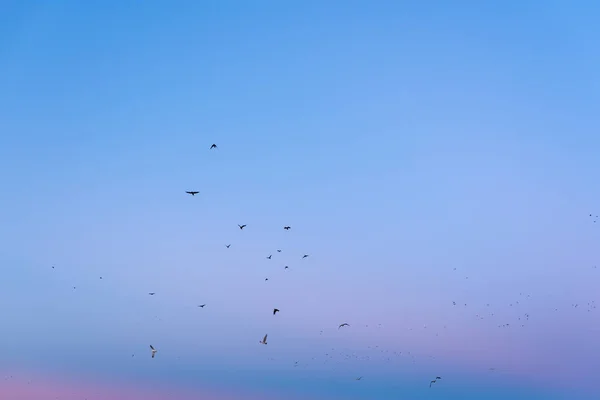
top-left (40, 145), bottom-right (599, 395)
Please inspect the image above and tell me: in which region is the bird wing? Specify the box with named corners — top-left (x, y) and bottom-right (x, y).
top-left (263, 334), bottom-right (268, 341)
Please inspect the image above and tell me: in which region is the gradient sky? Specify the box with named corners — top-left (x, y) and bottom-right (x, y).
top-left (0, 1), bottom-right (599, 399)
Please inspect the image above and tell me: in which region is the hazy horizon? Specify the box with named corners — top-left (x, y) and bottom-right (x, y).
top-left (1, 1), bottom-right (599, 399)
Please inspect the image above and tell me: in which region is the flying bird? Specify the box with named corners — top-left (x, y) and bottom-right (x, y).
top-left (355, 377), bottom-right (362, 381)
top-left (186, 191), bottom-right (199, 196)
top-left (148, 293), bottom-right (155, 296)
top-left (273, 308), bottom-right (280, 315)
top-left (302, 254), bottom-right (309, 259)
top-left (260, 334), bottom-right (268, 345)
top-left (339, 323), bottom-right (350, 329)
top-left (209, 144), bottom-right (218, 149)
top-left (198, 304), bottom-right (206, 308)
top-left (284, 266), bottom-right (289, 269)
top-left (267, 255), bottom-right (272, 259)
top-left (149, 345), bottom-right (157, 358)
top-left (225, 244), bottom-right (231, 248)
top-left (238, 224), bottom-right (246, 230)
top-left (284, 226), bottom-right (291, 230)
top-left (429, 377), bottom-right (441, 388)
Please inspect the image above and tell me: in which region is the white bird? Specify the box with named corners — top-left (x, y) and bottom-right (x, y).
top-left (260, 334), bottom-right (268, 345)
top-left (149, 345), bottom-right (157, 358)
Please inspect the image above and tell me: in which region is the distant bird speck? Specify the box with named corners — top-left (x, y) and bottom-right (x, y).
top-left (339, 323), bottom-right (350, 329)
top-left (238, 224), bottom-right (246, 230)
top-left (209, 144), bottom-right (218, 149)
top-left (260, 334), bottom-right (268, 345)
top-left (185, 191), bottom-right (199, 196)
top-left (149, 345), bottom-right (157, 358)
top-left (273, 308), bottom-right (280, 315)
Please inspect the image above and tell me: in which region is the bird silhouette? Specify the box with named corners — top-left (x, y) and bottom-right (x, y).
top-left (198, 304), bottom-right (206, 308)
top-left (267, 255), bottom-right (272, 259)
top-left (148, 293), bottom-right (155, 296)
top-left (284, 226), bottom-right (291, 230)
top-left (149, 345), bottom-right (157, 358)
top-left (273, 308), bottom-right (280, 315)
top-left (284, 266), bottom-right (289, 269)
top-left (238, 224), bottom-right (246, 230)
top-left (225, 244), bottom-right (231, 248)
top-left (186, 191), bottom-right (199, 196)
top-left (260, 334), bottom-right (268, 345)
top-left (277, 249), bottom-right (282, 252)
top-left (302, 254), bottom-right (309, 259)
top-left (339, 323), bottom-right (350, 329)
top-left (209, 144), bottom-right (218, 149)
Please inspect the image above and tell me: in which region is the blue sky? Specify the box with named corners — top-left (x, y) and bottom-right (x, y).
top-left (0, 1), bottom-right (599, 399)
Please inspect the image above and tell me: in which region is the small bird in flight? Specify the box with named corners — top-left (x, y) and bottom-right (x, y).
top-left (238, 224), bottom-right (246, 230)
top-left (284, 226), bottom-right (291, 230)
top-left (210, 144), bottom-right (218, 150)
top-left (355, 377), bottom-right (362, 381)
top-left (260, 334), bottom-right (268, 345)
top-left (267, 255), bottom-right (272, 259)
top-left (339, 323), bottom-right (350, 329)
top-left (284, 266), bottom-right (289, 269)
top-left (302, 254), bottom-right (309, 259)
top-left (198, 304), bottom-right (206, 308)
top-left (429, 377), bottom-right (441, 388)
top-left (149, 293), bottom-right (155, 296)
top-left (186, 191), bottom-right (199, 196)
top-left (149, 345), bottom-right (157, 358)
top-left (225, 244), bottom-right (231, 248)
top-left (277, 249), bottom-right (281, 252)
top-left (273, 308), bottom-right (280, 315)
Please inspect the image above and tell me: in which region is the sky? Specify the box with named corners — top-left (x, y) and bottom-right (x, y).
top-left (0, 0), bottom-right (599, 399)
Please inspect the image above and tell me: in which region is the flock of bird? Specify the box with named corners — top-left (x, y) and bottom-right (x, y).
top-left (27, 143), bottom-right (596, 398)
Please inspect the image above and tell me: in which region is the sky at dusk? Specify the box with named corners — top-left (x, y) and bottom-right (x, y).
top-left (0, 1), bottom-right (599, 399)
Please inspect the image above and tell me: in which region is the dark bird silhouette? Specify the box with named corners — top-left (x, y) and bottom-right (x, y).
top-left (277, 249), bottom-right (282, 252)
top-left (148, 293), bottom-right (155, 296)
top-left (225, 244), bottom-right (231, 248)
top-left (150, 345), bottom-right (157, 358)
top-left (210, 144), bottom-right (218, 150)
top-left (186, 191), bottom-right (199, 196)
top-left (238, 224), bottom-right (246, 230)
top-left (260, 334), bottom-right (268, 345)
top-left (267, 255), bottom-right (272, 259)
top-left (429, 377), bottom-right (441, 387)
top-left (265, 278), bottom-right (269, 281)
top-left (339, 323), bottom-right (350, 329)
top-left (273, 308), bottom-right (280, 315)
top-left (198, 304), bottom-right (206, 308)
top-left (284, 226), bottom-right (291, 230)
top-left (302, 254), bottom-right (309, 259)
top-left (284, 266), bottom-right (289, 269)
top-left (355, 377), bottom-right (362, 381)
